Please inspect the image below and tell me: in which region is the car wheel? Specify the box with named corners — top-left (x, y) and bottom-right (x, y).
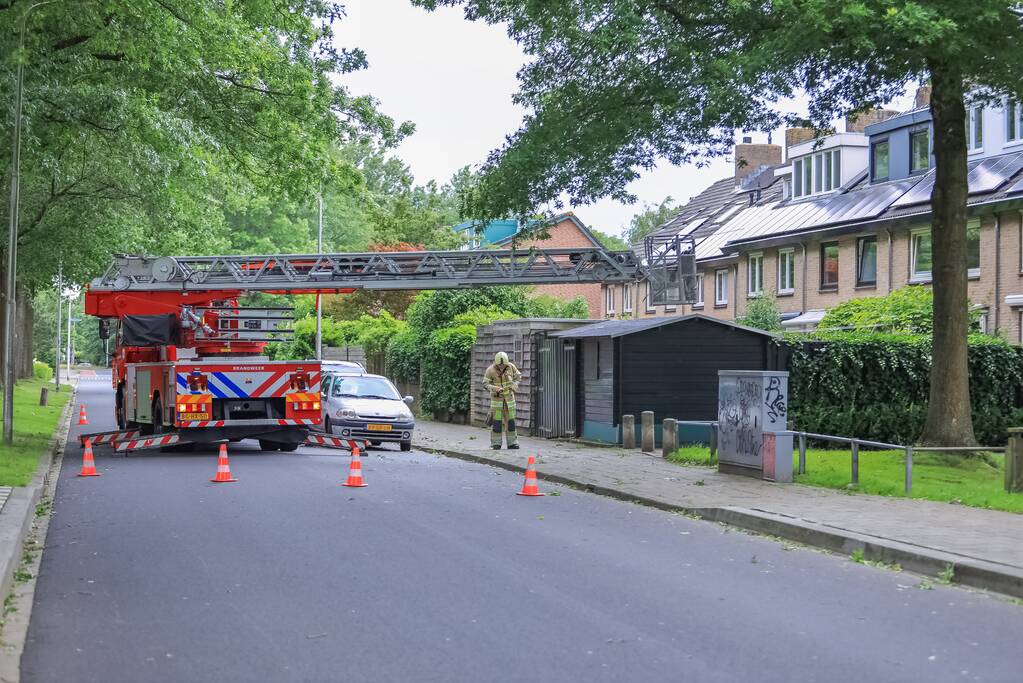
top-left (400, 440), bottom-right (412, 452)
top-left (279, 442), bottom-right (299, 452)
top-left (151, 397), bottom-right (164, 435)
top-left (258, 439), bottom-right (280, 451)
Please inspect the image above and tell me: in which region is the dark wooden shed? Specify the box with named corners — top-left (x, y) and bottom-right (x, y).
top-left (549, 315), bottom-right (784, 443)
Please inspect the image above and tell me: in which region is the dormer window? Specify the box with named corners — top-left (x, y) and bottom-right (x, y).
top-left (1007, 100), bottom-right (1022, 143)
top-left (967, 105), bottom-right (984, 151)
top-left (792, 150), bottom-right (841, 198)
top-left (910, 130), bottom-right (930, 172)
top-left (871, 140), bottom-right (890, 181)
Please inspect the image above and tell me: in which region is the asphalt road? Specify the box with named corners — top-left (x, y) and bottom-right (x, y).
top-left (20, 375), bottom-right (1023, 682)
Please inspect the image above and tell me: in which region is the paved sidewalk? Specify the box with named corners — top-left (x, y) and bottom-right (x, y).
top-left (414, 421), bottom-right (1023, 597)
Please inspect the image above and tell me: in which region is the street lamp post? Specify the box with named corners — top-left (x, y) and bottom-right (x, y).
top-left (4, 0), bottom-right (57, 443)
top-left (315, 193), bottom-right (323, 361)
top-left (54, 265), bottom-right (61, 391)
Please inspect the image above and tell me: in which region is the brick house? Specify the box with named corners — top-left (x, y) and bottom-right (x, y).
top-left (604, 93), bottom-right (1023, 342)
top-left (459, 213), bottom-right (609, 318)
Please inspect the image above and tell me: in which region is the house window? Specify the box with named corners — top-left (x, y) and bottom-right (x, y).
top-left (820, 242), bottom-right (840, 290)
top-left (605, 286), bottom-right (615, 315)
top-left (693, 274), bottom-right (705, 307)
top-left (871, 140), bottom-right (890, 181)
top-left (967, 105), bottom-right (984, 151)
top-left (645, 280), bottom-right (656, 312)
top-left (715, 269), bottom-right (729, 306)
top-left (803, 157), bottom-right (812, 196)
top-left (911, 225), bottom-right (979, 281)
top-left (831, 149), bottom-right (841, 188)
top-left (793, 150), bottom-right (841, 197)
top-left (778, 249), bottom-right (795, 294)
top-left (623, 283), bottom-right (633, 313)
top-left (910, 130), bottom-right (930, 172)
top-left (793, 159), bottom-right (802, 197)
top-left (856, 236), bottom-right (878, 286)
top-left (814, 153), bottom-right (824, 193)
top-left (747, 253), bottom-right (764, 296)
top-left (1007, 100), bottom-right (1022, 143)
top-left (967, 220), bottom-right (981, 276)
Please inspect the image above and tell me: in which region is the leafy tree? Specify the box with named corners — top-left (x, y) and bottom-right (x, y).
top-left (417, 0), bottom-right (1023, 445)
top-left (588, 228), bottom-right (630, 251)
top-left (625, 197), bottom-right (678, 246)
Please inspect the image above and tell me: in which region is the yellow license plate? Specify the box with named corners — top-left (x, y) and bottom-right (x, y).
top-left (180, 413), bottom-right (211, 421)
top-left (367, 424), bottom-right (392, 432)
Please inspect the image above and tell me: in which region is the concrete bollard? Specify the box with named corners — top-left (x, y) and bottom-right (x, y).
top-left (661, 418), bottom-right (678, 458)
top-left (641, 411), bottom-right (654, 453)
top-left (39, 387), bottom-right (48, 407)
top-left (622, 414), bottom-right (635, 449)
top-left (1007, 428), bottom-right (1023, 493)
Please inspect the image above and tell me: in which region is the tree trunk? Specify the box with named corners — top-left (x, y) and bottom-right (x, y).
top-left (921, 63), bottom-right (976, 446)
top-left (16, 284), bottom-right (32, 379)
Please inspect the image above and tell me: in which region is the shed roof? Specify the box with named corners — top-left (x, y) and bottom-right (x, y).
top-left (549, 314), bottom-right (778, 339)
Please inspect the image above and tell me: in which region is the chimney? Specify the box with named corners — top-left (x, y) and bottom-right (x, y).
top-left (846, 108), bottom-right (900, 133)
top-left (785, 127), bottom-right (817, 149)
top-left (914, 84), bottom-right (932, 109)
top-left (734, 142), bottom-right (782, 185)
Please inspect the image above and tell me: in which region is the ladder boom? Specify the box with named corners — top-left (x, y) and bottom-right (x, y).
top-left (91, 248), bottom-right (642, 293)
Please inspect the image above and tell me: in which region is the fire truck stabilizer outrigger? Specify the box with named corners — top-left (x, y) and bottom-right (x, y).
top-left (80, 238), bottom-right (694, 453)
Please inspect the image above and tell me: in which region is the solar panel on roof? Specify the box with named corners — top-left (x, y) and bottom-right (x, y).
top-left (968, 152), bottom-right (1023, 193)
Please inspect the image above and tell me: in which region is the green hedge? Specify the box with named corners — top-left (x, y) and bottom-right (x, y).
top-left (386, 328), bottom-right (420, 384)
top-left (421, 324), bottom-right (477, 414)
top-left (782, 333), bottom-right (1023, 446)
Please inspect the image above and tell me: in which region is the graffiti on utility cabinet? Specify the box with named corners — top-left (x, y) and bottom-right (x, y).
top-left (717, 371), bottom-right (789, 471)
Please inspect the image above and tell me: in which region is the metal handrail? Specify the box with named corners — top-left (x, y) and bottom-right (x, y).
top-left (673, 420), bottom-right (1003, 495)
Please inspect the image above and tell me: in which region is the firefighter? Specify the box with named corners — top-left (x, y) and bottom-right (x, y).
top-left (483, 351), bottom-right (521, 449)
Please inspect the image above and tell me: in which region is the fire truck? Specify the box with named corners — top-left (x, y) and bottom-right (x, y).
top-left (81, 242), bottom-right (692, 453)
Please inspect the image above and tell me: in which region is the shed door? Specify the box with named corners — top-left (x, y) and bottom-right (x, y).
top-left (537, 337), bottom-right (576, 439)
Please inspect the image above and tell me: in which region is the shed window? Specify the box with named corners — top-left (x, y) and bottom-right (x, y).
top-left (820, 242), bottom-right (840, 290)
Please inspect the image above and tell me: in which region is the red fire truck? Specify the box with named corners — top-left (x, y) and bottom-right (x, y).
top-left (81, 246), bottom-right (675, 452)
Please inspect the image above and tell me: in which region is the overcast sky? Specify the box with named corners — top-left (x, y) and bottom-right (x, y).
top-left (336, 0), bottom-right (915, 238)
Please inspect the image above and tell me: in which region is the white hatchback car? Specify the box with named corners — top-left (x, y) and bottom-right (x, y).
top-left (320, 372), bottom-right (415, 451)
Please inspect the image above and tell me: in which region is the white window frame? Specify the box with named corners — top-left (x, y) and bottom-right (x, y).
top-left (693, 274), bottom-right (705, 308)
top-left (793, 159), bottom-right (803, 197)
top-left (1006, 99), bottom-right (1023, 144)
top-left (793, 150), bottom-right (842, 198)
top-left (605, 285), bottom-right (616, 315)
top-left (747, 253), bottom-right (764, 296)
top-left (777, 248), bottom-right (795, 294)
top-left (715, 269), bottom-right (729, 306)
top-left (623, 283), bottom-right (633, 313)
top-left (910, 129), bottom-right (930, 172)
top-left (967, 105), bottom-right (984, 152)
top-left (910, 228), bottom-right (933, 283)
top-left (856, 235), bottom-right (879, 287)
top-left (967, 219), bottom-right (981, 278)
top-left (645, 280), bottom-right (656, 313)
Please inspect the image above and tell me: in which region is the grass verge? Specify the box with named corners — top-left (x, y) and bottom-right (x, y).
top-left (670, 444), bottom-right (1023, 513)
top-left (0, 379), bottom-right (71, 487)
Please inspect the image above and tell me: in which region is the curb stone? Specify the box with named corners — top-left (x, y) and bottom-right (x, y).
top-left (0, 385), bottom-right (76, 681)
top-left (417, 443), bottom-right (1023, 600)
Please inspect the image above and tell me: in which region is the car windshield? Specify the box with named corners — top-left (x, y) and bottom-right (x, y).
top-left (331, 376), bottom-right (401, 400)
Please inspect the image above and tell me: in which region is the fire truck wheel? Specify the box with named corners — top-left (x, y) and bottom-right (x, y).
top-left (258, 440), bottom-right (280, 451)
top-left (323, 417), bottom-right (333, 435)
top-left (279, 443), bottom-right (299, 452)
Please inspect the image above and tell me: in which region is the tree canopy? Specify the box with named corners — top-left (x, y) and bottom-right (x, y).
top-left (418, 0), bottom-right (1023, 445)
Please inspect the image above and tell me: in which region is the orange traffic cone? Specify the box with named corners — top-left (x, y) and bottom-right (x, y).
top-left (77, 404), bottom-right (89, 426)
top-left (342, 446), bottom-right (367, 487)
top-left (210, 443), bottom-right (237, 483)
top-left (78, 438), bottom-right (100, 477)
top-left (517, 455), bottom-right (544, 497)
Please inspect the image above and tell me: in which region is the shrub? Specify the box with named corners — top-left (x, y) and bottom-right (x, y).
top-left (352, 311), bottom-right (405, 355)
top-left (33, 361), bottom-right (53, 382)
top-left (737, 293), bottom-right (782, 332)
top-left (818, 287), bottom-right (982, 334)
top-left (781, 332), bottom-right (1023, 445)
top-left (386, 328), bottom-right (420, 384)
